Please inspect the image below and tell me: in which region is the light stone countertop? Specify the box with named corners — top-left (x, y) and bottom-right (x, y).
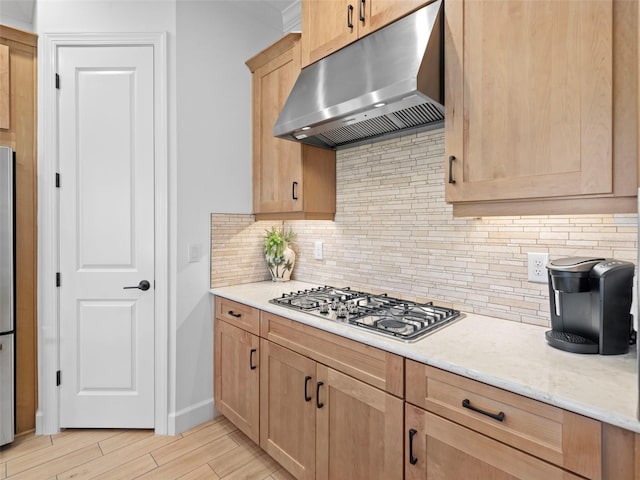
top-left (210, 280), bottom-right (640, 433)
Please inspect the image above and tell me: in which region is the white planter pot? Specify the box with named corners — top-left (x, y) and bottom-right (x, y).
top-left (266, 245), bottom-right (296, 282)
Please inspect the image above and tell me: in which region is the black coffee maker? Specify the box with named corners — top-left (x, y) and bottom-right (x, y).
top-left (545, 257), bottom-right (635, 354)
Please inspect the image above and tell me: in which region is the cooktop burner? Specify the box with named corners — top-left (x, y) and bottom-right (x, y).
top-left (269, 286), bottom-right (463, 342)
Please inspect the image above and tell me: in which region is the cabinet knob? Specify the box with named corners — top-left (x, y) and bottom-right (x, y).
top-left (292, 181), bottom-right (299, 200)
top-left (347, 4), bottom-right (354, 29)
top-left (359, 0), bottom-right (365, 22)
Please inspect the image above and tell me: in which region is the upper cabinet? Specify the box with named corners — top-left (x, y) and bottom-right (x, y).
top-left (444, 0), bottom-right (638, 216)
top-left (246, 34), bottom-right (336, 221)
top-left (301, 0), bottom-right (427, 67)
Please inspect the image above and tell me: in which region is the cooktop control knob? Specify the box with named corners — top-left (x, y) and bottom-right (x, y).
top-left (347, 302), bottom-right (359, 315)
top-left (336, 304), bottom-right (348, 318)
top-left (319, 302), bottom-right (330, 314)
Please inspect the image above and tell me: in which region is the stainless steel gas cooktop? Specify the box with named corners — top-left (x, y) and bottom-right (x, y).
top-left (269, 286), bottom-right (463, 342)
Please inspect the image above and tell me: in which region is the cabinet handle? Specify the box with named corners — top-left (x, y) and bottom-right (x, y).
top-left (462, 398), bottom-right (505, 422)
top-left (292, 181), bottom-right (298, 200)
top-left (408, 428), bottom-right (418, 465)
top-left (359, 0), bottom-right (365, 22)
top-left (304, 376), bottom-right (312, 401)
top-left (448, 155), bottom-right (456, 184)
top-left (227, 310), bottom-right (242, 318)
top-left (347, 4), bottom-right (354, 29)
top-left (316, 381), bottom-right (324, 408)
top-left (249, 349), bottom-right (257, 370)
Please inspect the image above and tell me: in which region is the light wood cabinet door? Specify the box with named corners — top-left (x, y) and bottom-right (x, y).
top-left (247, 34), bottom-right (336, 220)
top-left (251, 35), bottom-right (303, 216)
top-left (213, 319), bottom-right (260, 443)
top-left (315, 364), bottom-right (403, 480)
top-left (260, 340), bottom-right (316, 480)
top-left (302, 0), bottom-right (358, 67)
top-left (444, 0), bottom-right (638, 216)
top-left (405, 404), bottom-right (584, 480)
top-left (360, 0), bottom-right (427, 36)
top-left (302, 0), bottom-right (427, 67)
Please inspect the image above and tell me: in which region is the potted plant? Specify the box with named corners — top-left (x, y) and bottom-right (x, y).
top-left (264, 226), bottom-right (297, 282)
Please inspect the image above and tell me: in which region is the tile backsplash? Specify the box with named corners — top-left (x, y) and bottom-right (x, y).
top-left (211, 129), bottom-right (637, 327)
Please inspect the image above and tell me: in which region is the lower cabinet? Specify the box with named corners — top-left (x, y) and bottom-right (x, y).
top-left (315, 364), bottom-right (403, 480)
top-left (260, 339), bottom-right (404, 480)
top-left (214, 318), bottom-right (260, 443)
top-left (214, 298), bottom-right (638, 480)
top-left (260, 340), bottom-right (316, 480)
top-left (405, 360), bottom-right (602, 480)
top-left (404, 404), bottom-right (584, 480)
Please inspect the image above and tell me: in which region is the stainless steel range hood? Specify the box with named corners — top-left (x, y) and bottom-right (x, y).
top-left (273, 0), bottom-right (443, 150)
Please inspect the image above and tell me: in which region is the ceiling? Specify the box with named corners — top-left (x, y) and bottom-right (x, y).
top-left (0, 0), bottom-right (298, 29)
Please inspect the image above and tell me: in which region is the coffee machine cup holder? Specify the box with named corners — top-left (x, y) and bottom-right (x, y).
top-left (545, 330), bottom-right (599, 354)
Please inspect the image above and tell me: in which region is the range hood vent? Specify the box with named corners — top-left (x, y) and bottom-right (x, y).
top-left (273, 0), bottom-right (444, 150)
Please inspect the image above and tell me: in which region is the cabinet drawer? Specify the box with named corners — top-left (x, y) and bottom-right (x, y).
top-left (405, 404), bottom-right (584, 480)
top-left (406, 361), bottom-right (601, 479)
top-left (214, 297), bottom-right (260, 335)
top-left (261, 312), bottom-right (404, 397)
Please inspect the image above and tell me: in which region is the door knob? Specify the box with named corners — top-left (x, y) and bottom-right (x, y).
top-left (123, 280), bottom-right (151, 291)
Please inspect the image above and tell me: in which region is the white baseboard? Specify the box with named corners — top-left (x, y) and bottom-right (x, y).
top-left (167, 398), bottom-right (218, 435)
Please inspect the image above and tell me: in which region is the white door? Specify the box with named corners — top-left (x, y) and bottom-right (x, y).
top-left (58, 45), bottom-right (155, 428)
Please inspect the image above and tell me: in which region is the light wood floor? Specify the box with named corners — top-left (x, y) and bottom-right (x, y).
top-left (0, 416), bottom-right (295, 480)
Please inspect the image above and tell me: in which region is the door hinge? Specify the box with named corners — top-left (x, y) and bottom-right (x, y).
top-left (55, 173), bottom-right (60, 188)
top-left (55, 73), bottom-right (60, 89)
top-left (56, 370), bottom-right (61, 386)
top-left (56, 272), bottom-right (61, 287)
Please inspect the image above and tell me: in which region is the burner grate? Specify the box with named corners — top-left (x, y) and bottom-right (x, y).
top-left (269, 286), bottom-right (462, 342)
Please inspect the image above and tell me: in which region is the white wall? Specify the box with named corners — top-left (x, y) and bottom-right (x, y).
top-left (0, 14), bottom-right (33, 31)
top-left (0, 0), bottom-right (36, 30)
top-left (174, 0), bottom-right (283, 432)
top-left (36, 0), bottom-right (284, 434)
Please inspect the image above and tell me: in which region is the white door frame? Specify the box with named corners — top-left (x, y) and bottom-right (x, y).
top-left (38, 32), bottom-right (169, 435)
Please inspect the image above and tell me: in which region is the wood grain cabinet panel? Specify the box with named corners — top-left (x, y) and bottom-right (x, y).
top-left (246, 34), bottom-right (336, 221)
top-left (0, 25), bottom-right (37, 435)
top-left (405, 404), bottom-right (584, 480)
top-left (0, 44), bottom-right (9, 129)
top-left (445, 0), bottom-right (638, 216)
top-left (315, 364), bottom-right (403, 480)
top-left (302, 0), bottom-right (427, 67)
top-left (213, 318), bottom-right (260, 443)
top-left (601, 424), bottom-right (640, 480)
top-left (406, 361), bottom-right (601, 479)
top-left (261, 311), bottom-right (404, 397)
top-left (215, 297), bottom-right (260, 335)
top-left (260, 339), bottom-right (317, 480)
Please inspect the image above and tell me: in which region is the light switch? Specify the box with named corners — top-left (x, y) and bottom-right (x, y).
top-left (314, 241), bottom-right (323, 260)
top-left (188, 243), bottom-right (202, 263)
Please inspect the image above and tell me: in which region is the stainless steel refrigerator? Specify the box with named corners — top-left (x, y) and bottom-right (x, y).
top-left (0, 146), bottom-right (14, 446)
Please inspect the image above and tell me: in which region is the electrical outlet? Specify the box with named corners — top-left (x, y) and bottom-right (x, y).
top-left (314, 240), bottom-right (323, 260)
top-left (527, 252), bottom-right (549, 283)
